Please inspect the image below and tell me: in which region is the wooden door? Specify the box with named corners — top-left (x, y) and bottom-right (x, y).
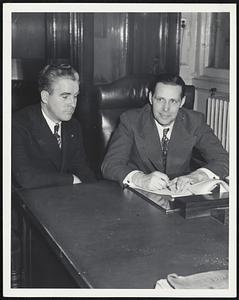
top-left (93, 12), bottom-right (181, 84)
top-left (127, 13), bottom-right (181, 76)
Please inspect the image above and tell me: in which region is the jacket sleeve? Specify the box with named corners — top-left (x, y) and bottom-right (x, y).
top-left (12, 122), bottom-right (73, 189)
top-left (101, 113), bottom-right (138, 184)
top-left (194, 114), bottom-right (229, 179)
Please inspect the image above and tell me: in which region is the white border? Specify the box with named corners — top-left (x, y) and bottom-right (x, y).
top-left (3, 2), bottom-right (237, 298)
top-left (3, 2), bottom-right (237, 13)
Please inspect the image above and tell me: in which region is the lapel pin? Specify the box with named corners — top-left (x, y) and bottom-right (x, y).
top-left (71, 134), bottom-right (74, 138)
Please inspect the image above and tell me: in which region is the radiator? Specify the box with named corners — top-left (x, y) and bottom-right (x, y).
top-left (206, 97), bottom-right (229, 151)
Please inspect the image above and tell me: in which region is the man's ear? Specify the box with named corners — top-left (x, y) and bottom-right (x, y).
top-left (41, 90), bottom-right (49, 104)
top-left (180, 96), bottom-right (186, 108)
top-left (149, 91), bottom-right (153, 105)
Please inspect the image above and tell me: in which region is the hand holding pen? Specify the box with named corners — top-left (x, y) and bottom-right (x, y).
top-left (168, 176), bottom-right (195, 193)
top-left (132, 171), bottom-right (170, 191)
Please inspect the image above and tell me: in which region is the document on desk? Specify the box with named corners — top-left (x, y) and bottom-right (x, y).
top-left (127, 183), bottom-right (191, 213)
top-left (128, 179), bottom-right (229, 214)
top-left (128, 179), bottom-right (229, 198)
top-left (127, 182), bottom-right (191, 198)
top-left (155, 270), bottom-right (228, 289)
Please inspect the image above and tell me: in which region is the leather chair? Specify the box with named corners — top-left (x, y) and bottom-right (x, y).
top-left (95, 75), bottom-right (197, 176)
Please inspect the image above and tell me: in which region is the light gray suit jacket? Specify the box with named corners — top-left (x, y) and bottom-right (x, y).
top-left (101, 104), bottom-right (229, 184)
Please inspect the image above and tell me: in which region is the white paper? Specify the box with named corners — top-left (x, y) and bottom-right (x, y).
top-left (128, 179), bottom-right (229, 197)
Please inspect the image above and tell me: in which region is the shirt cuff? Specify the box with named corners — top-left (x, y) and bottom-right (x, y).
top-left (199, 168), bottom-right (219, 180)
top-left (123, 170), bottom-right (142, 186)
top-left (73, 174), bottom-right (82, 184)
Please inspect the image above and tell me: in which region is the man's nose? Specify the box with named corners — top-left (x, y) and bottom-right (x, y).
top-left (69, 96), bottom-right (77, 107)
top-left (163, 101), bottom-right (170, 111)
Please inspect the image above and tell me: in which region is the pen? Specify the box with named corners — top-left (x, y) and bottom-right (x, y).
top-left (167, 181), bottom-right (177, 192)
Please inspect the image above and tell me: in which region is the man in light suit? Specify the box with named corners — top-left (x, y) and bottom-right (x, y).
top-left (101, 74), bottom-right (229, 192)
top-left (12, 64), bottom-right (95, 189)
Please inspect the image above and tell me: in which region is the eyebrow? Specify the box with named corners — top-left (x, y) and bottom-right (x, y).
top-left (154, 97), bottom-right (179, 100)
top-left (60, 92), bottom-right (79, 96)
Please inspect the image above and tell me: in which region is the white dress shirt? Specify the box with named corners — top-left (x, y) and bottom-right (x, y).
top-left (41, 109), bottom-right (62, 136)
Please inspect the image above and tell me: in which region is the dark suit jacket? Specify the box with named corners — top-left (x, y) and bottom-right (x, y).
top-left (12, 104), bottom-right (95, 189)
top-left (102, 104), bottom-right (229, 184)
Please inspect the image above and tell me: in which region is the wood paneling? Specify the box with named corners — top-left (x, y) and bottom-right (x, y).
top-left (12, 13), bottom-right (46, 80)
top-left (12, 12), bottom-right (180, 82)
top-left (81, 13), bottom-right (94, 84)
top-left (127, 13), bottom-right (180, 76)
top-left (46, 13), bottom-right (71, 65)
top-left (166, 13), bottom-right (181, 74)
top-left (94, 13), bottom-right (129, 83)
top-left (46, 13), bottom-right (94, 84)
top-left (94, 12), bottom-right (180, 82)
top-left (12, 13), bottom-right (45, 59)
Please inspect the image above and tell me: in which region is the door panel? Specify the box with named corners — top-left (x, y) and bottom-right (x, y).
top-left (94, 13), bottom-right (129, 83)
top-left (127, 13), bottom-right (180, 76)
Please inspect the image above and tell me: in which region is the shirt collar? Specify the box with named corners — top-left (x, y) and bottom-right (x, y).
top-left (41, 108), bottom-right (62, 135)
top-left (154, 119), bottom-right (174, 140)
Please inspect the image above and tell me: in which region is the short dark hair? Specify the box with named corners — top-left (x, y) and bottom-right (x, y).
top-left (149, 73), bottom-right (185, 98)
top-left (38, 64), bottom-right (79, 94)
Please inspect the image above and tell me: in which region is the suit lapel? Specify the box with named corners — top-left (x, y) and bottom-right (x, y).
top-left (31, 105), bottom-right (62, 170)
top-left (166, 109), bottom-right (194, 174)
top-left (60, 122), bottom-right (73, 171)
top-left (136, 106), bottom-right (195, 174)
top-left (137, 105), bottom-right (164, 171)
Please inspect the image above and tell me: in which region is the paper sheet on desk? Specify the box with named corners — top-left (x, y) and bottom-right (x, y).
top-left (155, 270), bottom-right (228, 289)
top-left (128, 182), bottom-right (192, 197)
top-left (128, 179), bottom-right (229, 198)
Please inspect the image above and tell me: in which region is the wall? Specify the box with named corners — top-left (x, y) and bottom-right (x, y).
top-left (12, 13), bottom-right (46, 81)
top-left (94, 13), bottom-right (128, 83)
top-left (179, 13), bottom-right (198, 85)
top-left (12, 12), bottom-right (180, 84)
top-left (179, 12), bottom-right (229, 115)
top-left (12, 13), bottom-right (45, 59)
top-left (94, 12), bottom-right (180, 83)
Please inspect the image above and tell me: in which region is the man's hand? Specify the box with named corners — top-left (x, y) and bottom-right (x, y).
top-left (132, 171), bottom-right (170, 191)
top-left (169, 169), bottom-right (209, 193)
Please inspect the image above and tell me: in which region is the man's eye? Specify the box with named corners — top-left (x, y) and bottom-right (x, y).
top-left (170, 99), bottom-right (178, 104)
top-left (62, 95), bottom-right (68, 99)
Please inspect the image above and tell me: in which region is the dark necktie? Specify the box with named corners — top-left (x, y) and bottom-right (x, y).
top-left (54, 123), bottom-right (61, 148)
top-left (162, 128), bottom-right (169, 173)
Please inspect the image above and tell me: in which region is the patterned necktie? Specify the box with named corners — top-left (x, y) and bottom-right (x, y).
top-left (54, 123), bottom-right (61, 148)
top-left (162, 128), bottom-right (169, 173)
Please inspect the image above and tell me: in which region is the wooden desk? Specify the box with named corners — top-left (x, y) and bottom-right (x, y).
top-left (15, 180), bottom-right (228, 288)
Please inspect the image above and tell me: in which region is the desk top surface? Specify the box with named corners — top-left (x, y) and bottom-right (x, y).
top-left (17, 180), bottom-right (228, 289)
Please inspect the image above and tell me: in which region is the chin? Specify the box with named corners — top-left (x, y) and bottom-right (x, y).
top-left (62, 115), bottom-right (73, 121)
top-left (158, 119), bottom-right (172, 126)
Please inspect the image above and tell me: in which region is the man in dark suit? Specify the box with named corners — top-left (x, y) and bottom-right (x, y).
top-left (101, 74), bottom-right (229, 192)
top-left (12, 64), bottom-right (95, 189)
